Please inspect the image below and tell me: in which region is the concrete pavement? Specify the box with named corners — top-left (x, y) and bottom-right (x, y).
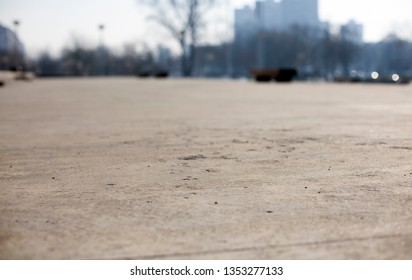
top-left (1, 78), bottom-right (411, 259)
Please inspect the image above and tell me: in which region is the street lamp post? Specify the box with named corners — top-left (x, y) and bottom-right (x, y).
top-left (98, 24), bottom-right (106, 75)
top-left (224, 0), bottom-right (233, 77)
top-left (98, 24), bottom-right (105, 47)
top-left (12, 20), bottom-right (20, 71)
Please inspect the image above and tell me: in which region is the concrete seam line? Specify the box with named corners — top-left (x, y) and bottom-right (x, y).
top-left (108, 232), bottom-right (412, 260)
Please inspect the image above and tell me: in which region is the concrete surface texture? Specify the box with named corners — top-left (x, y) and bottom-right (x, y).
top-left (0, 78), bottom-right (411, 259)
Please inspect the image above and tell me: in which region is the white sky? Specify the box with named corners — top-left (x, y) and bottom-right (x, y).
top-left (1, 0), bottom-right (412, 57)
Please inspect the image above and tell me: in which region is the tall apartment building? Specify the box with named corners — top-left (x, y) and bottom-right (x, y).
top-left (282, 0), bottom-right (319, 28)
top-left (234, 6), bottom-right (258, 41)
top-left (235, 0), bottom-right (320, 41)
top-left (255, 0), bottom-right (282, 31)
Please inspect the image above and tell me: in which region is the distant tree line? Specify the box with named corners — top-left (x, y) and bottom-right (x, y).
top-left (33, 41), bottom-right (169, 77)
top-left (361, 34), bottom-right (412, 76)
top-left (31, 28), bottom-right (412, 79)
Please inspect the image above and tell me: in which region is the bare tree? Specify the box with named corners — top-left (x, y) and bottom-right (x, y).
top-left (140, 0), bottom-right (216, 76)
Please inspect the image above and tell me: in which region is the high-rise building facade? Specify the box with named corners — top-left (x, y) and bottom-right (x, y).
top-left (234, 6), bottom-right (258, 41)
top-left (255, 0), bottom-right (282, 31)
top-left (234, 0), bottom-right (320, 41)
top-left (282, 0), bottom-right (319, 28)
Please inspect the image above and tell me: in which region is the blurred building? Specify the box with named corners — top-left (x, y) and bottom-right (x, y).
top-left (255, 0), bottom-right (282, 31)
top-left (0, 23), bottom-right (25, 70)
top-left (235, 0), bottom-right (320, 41)
top-left (340, 20), bottom-right (364, 44)
top-left (156, 45), bottom-right (171, 70)
top-left (234, 5), bottom-right (258, 41)
top-left (282, 0), bottom-right (319, 28)
top-left (194, 44), bottom-right (226, 77)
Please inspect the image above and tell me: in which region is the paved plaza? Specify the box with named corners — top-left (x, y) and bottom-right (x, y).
top-left (1, 78), bottom-right (411, 259)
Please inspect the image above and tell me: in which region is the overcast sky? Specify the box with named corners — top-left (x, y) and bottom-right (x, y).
top-left (1, 0), bottom-right (412, 57)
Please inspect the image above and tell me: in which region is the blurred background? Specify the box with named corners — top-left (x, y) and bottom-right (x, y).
top-left (1, 0), bottom-right (412, 80)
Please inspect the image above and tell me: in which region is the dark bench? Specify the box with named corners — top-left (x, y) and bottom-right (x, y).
top-left (252, 68), bottom-right (297, 82)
